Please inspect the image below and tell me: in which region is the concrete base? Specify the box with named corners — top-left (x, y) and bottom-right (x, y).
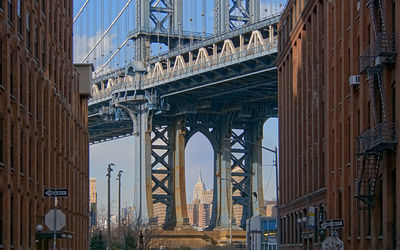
top-left (149, 230), bottom-right (247, 248)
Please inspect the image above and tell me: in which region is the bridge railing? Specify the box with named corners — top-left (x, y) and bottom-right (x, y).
top-left (90, 37), bottom-right (278, 102)
top-left (142, 39), bottom-right (278, 88)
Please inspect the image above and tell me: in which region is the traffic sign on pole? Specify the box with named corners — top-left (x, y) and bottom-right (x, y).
top-left (43, 188), bottom-right (69, 197)
top-left (319, 219), bottom-right (344, 230)
top-left (322, 236), bottom-right (344, 250)
top-left (45, 209), bottom-right (66, 231)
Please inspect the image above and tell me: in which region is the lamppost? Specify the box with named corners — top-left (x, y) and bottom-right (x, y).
top-left (216, 175), bottom-right (257, 245)
top-left (297, 216), bottom-right (309, 250)
top-left (227, 138), bottom-right (280, 250)
top-left (107, 163), bottom-right (115, 250)
top-left (117, 170), bottom-right (123, 227)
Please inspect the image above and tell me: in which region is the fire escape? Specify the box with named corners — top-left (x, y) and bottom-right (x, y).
top-left (356, 0), bottom-right (397, 209)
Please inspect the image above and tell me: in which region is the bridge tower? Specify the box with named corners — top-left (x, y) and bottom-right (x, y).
top-left (214, 0), bottom-right (260, 34)
top-left (132, 0), bottom-right (204, 62)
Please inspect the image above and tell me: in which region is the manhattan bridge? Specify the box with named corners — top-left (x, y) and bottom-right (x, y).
top-left (74, 0), bottom-right (284, 233)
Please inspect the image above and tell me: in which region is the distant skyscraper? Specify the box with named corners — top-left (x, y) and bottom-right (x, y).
top-left (90, 178), bottom-right (97, 229)
top-left (188, 171), bottom-right (213, 229)
top-left (264, 200), bottom-right (277, 217)
top-left (90, 178), bottom-right (97, 203)
top-left (193, 172), bottom-right (206, 202)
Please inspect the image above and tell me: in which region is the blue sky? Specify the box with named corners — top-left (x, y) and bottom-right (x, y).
top-left (74, 0), bottom-right (284, 214)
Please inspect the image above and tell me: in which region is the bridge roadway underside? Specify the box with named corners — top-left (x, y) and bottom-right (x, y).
top-left (89, 57), bottom-right (278, 142)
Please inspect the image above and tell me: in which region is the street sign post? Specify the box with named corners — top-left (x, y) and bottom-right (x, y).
top-left (43, 187), bottom-right (68, 250)
top-left (322, 236), bottom-right (344, 250)
top-left (43, 188), bottom-right (69, 197)
top-left (319, 219), bottom-right (344, 230)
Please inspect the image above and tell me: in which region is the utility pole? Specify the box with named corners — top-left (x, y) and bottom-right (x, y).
top-left (117, 170), bottom-right (123, 227)
top-left (226, 138), bottom-right (280, 250)
top-left (230, 181), bottom-right (233, 245)
top-left (107, 163), bottom-right (114, 250)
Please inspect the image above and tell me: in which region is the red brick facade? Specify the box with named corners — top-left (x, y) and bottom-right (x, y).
top-left (0, 0), bottom-right (89, 249)
top-left (277, 0), bottom-right (399, 249)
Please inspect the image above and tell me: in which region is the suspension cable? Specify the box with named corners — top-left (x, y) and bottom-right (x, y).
top-left (80, 0), bottom-right (133, 63)
top-left (73, 0), bottom-right (90, 24)
top-left (95, 38), bottom-right (129, 76)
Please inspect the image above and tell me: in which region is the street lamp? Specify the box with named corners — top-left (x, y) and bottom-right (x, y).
top-left (117, 170), bottom-right (123, 227)
top-left (297, 216), bottom-right (309, 250)
top-left (216, 175), bottom-right (257, 245)
top-left (107, 163), bottom-right (115, 250)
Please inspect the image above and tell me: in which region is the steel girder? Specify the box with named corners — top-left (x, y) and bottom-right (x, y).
top-left (151, 124), bottom-right (175, 227)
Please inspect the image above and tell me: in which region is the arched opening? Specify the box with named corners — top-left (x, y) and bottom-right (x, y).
top-left (185, 132), bottom-right (214, 230)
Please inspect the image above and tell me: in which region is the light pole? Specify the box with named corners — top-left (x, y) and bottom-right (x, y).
top-left (117, 170), bottom-right (123, 227)
top-left (216, 175), bottom-right (257, 245)
top-left (227, 138), bottom-right (280, 250)
top-left (107, 163), bottom-right (114, 250)
top-left (298, 217), bottom-right (309, 250)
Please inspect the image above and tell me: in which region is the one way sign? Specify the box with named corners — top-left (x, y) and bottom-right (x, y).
top-left (319, 219), bottom-right (344, 230)
top-left (43, 188), bottom-right (69, 198)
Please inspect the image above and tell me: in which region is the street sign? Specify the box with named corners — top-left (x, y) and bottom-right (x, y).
top-left (322, 236), bottom-right (344, 250)
top-left (308, 206), bottom-right (316, 228)
top-left (45, 209), bottom-right (66, 231)
top-left (319, 219), bottom-right (344, 230)
top-left (43, 188), bottom-right (69, 197)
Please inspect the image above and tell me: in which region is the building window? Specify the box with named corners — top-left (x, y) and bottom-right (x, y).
top-left (28, 202), bottom-right (32, 247)
top-left (19, 199), bottom-right (22, 245)
top-left (41, 0), bottom-right (45, 15)
top-left (392, 171), bottom-right (397, 247)
top-left (34, 24), bottom-right (38, 59)
top-left (367, 207), bottom-right (372, 236)
top-left (19, 63), bottom-right (23, 105)
top-left (0, 117), bottom-right (3, 165)
top-left (378, 176), bottom-right (383, 236)
top-left (0, 192), bottom-right (2, 245)
top-left (10, 51), bottom-right (14, 97)
top-left (392, 83), bottom-right (396, 122)
top-left (0, 39), bottom-right (2, 87)
top-left (10, 196), bottom-right (13, 246)
top-left (20, 130), bottom-right (23, 174)
top-left (28, 74), bottom-right (32, 112)
top-left (26, 11), bottom-right (31, 49)
top-left (36, 144), bottom-right (39, 182)
top-left (7, 0), bottom-right (12, 24)
top-left (347, 185), bottom-right (352, 237)
top-left (17, 0), bottom-right (22, 35)
top-left (41, 37), bottom-right (46, 69)
top-left (28, 138), bottom-right (32, 178)
top-left (10, 124), bottom-right (14, 169)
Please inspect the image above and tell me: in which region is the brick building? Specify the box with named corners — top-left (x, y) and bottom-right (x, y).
top-left (0, 0), bottom-right (90, 249)
top-left (277, 0), bottom-right (399, 249)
